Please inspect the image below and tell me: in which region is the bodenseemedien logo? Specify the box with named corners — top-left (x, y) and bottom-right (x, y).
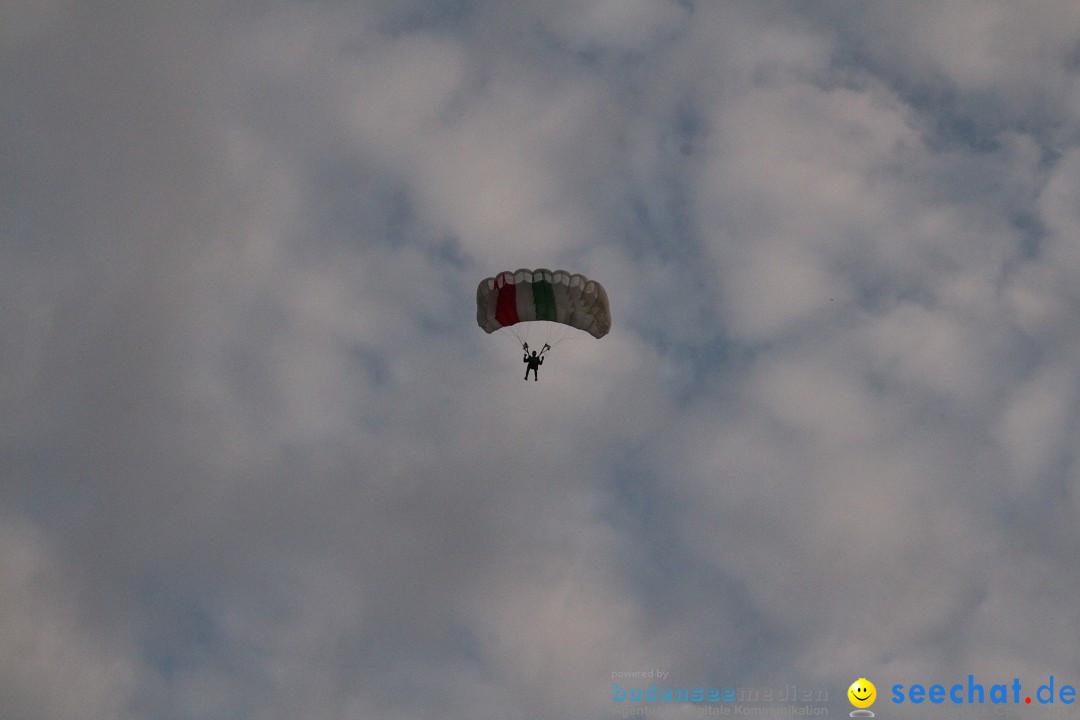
top-left (848, 678), bottom-right (876, 717)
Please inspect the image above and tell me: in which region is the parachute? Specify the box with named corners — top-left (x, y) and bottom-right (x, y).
top-left (476, 268), bottom-right (611, 340)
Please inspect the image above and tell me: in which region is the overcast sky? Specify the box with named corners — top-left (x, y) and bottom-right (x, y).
top-left (5, 1), bottom-right (1080, 718)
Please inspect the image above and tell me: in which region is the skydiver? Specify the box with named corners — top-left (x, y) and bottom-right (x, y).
top-left (523, 343), bottom-right (548, 380)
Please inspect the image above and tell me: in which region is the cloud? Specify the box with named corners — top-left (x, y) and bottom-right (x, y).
top-left (6, 1), bottom-right (1080, 718)
top-left (0, 519), bottom-right (140, 720)
top-left (543, 0), bottom-right (692, 57)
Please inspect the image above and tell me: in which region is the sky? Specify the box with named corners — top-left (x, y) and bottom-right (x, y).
top-left (4, 1), bottom-right (1080, 718)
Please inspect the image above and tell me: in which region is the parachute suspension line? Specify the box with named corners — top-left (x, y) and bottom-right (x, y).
top-left (543, 332), bottom-right (575, 355)
top-left (508, 324), bottom-right (537, 355)
top-left (546, 333), bottom-right (574, 350)
top-left (541, 320), bottom-right (575, 352)
top-left (500, 321), bottom-right (583, 360)
top-left (507, 325), bottom-right (526, 347)
top-left (519, 321), bottom-right (568, 357)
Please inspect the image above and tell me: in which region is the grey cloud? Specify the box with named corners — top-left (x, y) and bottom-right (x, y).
top-left (6, 2), bottom-right (1080, 719)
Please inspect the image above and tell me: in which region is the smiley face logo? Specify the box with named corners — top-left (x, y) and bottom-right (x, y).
top-left (848, 678), bottom-right (876, 709)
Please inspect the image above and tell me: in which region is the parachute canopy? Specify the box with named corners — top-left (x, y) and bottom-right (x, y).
top-left (476, 268), bottom-right (611, 339)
